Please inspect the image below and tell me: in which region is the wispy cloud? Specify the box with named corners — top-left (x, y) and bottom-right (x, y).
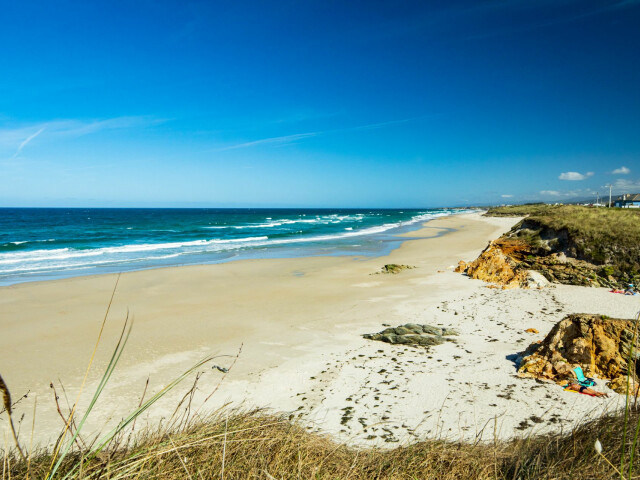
top-left (217, 131), bottom-right (321, 151)
top-left (613, 178), bottom-right (640, 191)
top-left (501, 194), bottom-right (513, 198)
top-left (13, 127), bottom-right (44, 158)
top-left (612, 166), bottom-right (631, 175)
top-left (215, 116), bottom-right (423, 152)
top-left (559, 171), bottom-right (594, 181)
top-left (540, 189), bottom-right (592, 197)
top-left (1, 116), bottom-right (164, 157)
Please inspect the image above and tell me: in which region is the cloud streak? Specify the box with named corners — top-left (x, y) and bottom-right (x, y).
top-left (216, 116), bottom-right (424, 152)
top-left (13, 127), bottom-right (44, 158)
top-left (1, 116), bottom-right (164, 155)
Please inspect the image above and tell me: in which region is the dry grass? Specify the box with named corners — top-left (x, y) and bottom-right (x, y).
top-left (2, 406), bottom-right (640, 479)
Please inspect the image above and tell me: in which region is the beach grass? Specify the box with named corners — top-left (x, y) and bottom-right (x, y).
top-left (4, 406), bottom-right (640, 479)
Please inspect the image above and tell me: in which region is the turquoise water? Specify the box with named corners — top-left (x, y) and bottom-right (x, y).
top-left (0, 208), bottom-right (474, 285)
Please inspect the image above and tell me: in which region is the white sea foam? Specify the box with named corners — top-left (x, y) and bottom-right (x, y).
top-left (219, 214), bottom-right (367, 230)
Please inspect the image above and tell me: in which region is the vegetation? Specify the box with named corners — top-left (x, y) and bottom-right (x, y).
top-left (2, 407), bottom-right (640, 479)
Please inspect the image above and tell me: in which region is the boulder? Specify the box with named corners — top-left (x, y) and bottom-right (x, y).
top-left (526, 270), bottom-right (550, 289)
top-left (457, 239), bottom-right (529, 288)
top-left (378, 264), bottom-right (415, 274)
top-left (363, 323), bottom-right (458, 348)
top-left (454, 261), bottom-right (467, 273)
top-left (517, 314), bottom-right (640, 394)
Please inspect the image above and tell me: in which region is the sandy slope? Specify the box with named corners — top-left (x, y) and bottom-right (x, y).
top-left (1, 212), bottom-right (638, 447)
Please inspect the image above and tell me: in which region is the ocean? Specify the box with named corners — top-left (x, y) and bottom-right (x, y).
top-left (0, 207), bottom-right (474, 285)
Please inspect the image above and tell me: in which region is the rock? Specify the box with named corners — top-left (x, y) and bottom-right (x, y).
top-left (417, 336), bottom-right (445, 346)
top-left (363, 323), bottom-right (457, 349)
top-left (606, 376), bottom-right (640, 396)
top-left (552, 252), bottom-right (567, 263)
top-left (421, 325), bottom-right (443, 336)
top-left (517, 314), bottom-right (640, 394)
top-left (393, 335), bottom-right (414, 345)
top-left (442, 327), bottom-right (460, 336)
top-left (379, 264), bottom-right (415, 274)
top-left (457, 239), bottom-right (530, 288)
top-left (381, 334), bottom-right (397, 344)
top-left (526, 270), bottom-right (549, 288)
top-left (394, 326), bottom-right (413, 336)
top-left (403, 323), bottom-right (424, 334)
top-left (525, 328), bottom-right (539, 334)
top-left (454, 260), bottom-right (467, 273)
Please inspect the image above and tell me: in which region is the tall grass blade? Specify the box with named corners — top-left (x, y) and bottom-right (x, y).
top-left (625, 310), bottom-right (640, 479)
top-left (46, 313), bottom-right (132, 479)
top-left (46, 273), bottom-right (121, 475)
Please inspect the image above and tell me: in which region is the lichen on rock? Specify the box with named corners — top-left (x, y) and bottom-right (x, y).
top-left (517, 314), bottom-right (640, 394)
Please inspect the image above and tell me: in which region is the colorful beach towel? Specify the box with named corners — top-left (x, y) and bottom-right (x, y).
top-left (563, 383), bottom-right (607, 397)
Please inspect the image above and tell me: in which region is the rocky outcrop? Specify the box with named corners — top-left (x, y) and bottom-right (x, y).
top-left (456, 223), bottom-right (635, 288)
top-left (363, 323), bottom-right (459, 347)
top-left (517, 314), bottom-right (640, 394)
top-left (376, 264), bottom-right (415, 274)
top-left (455, 239), bottom-right (530, 289)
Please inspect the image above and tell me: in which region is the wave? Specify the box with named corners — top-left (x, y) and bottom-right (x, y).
top-left (206, 213), bottom-right (367, 230)
top-left (0, 238), bottom-right (56, 251)
top-left (0, 236), bottom-right (269, 266)
top-left (0, 209), bottom-right (476, 277)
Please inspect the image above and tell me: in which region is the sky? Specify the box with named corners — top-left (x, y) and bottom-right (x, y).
top-left (0, 0), bottom-right (639, 208)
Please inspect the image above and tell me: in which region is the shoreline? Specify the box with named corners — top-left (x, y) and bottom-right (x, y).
top-left (0, 208), bottom-right (476, 287)
top-left (1, 212), bottom-right (637, 448)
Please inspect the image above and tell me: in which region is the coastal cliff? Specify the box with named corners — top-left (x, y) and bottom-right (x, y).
top-left (456, 205), bottom-right (640, 289)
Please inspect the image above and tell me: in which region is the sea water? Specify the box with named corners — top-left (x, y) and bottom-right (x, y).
top-left (0, 208), bottom-right (475, 285)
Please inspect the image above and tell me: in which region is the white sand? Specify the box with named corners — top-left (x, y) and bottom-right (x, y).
top-left (1, 212), bottom-right (639, 448)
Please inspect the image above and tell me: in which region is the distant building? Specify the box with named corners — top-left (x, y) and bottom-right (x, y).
top-left (614, 193), bottom-right (640, 208)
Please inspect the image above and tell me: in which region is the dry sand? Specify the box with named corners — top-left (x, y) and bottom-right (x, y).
top-left (1, 212), bottom-right (639, 448)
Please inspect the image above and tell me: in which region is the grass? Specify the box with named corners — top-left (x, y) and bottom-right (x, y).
top-left (4, 407), bottom-right (640, 479)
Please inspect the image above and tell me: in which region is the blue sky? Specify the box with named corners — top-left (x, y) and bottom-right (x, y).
top-left (1, 1), bottom-right (639, 208)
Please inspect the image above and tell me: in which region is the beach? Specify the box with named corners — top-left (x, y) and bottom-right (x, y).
top-left (1, 212), bottom-right (637, 447)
